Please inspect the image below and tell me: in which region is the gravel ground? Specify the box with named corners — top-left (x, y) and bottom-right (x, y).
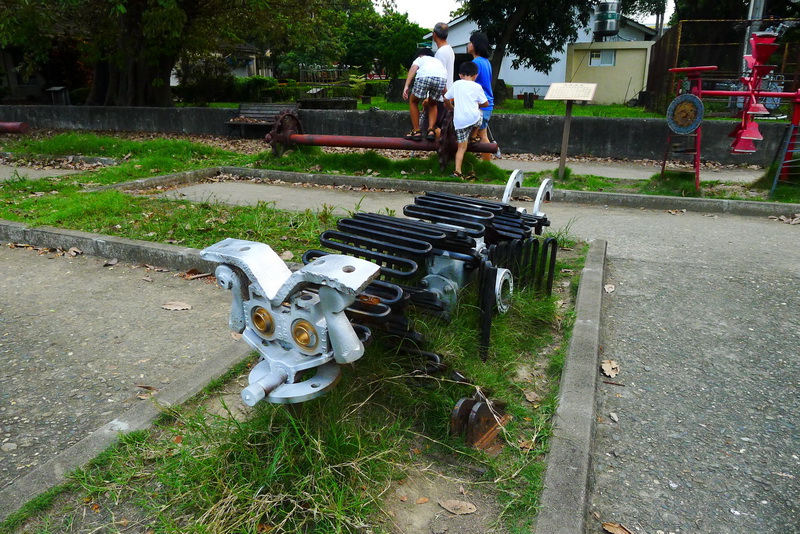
top-left (0, 245), bottom-right (238, 490)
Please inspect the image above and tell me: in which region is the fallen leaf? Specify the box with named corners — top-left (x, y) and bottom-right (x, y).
top-left (518, 439), bottom-right (535, 451)
top-left (523, 390), bottom-right (541, 403)
top-left (459, 485), bottom-right (467, 495)
top-left (142, 275), bottom-right (153, 283)
top-left (161, 301), bottom-right (192, 311)
top-left (279, 251), bottom-right (294, 261)
top-left (257, 524), bottom-right (274, 533)
top-left (416, 497), bottom-right (429, 505)
top-left (136, 385), bottom-right (159, 391)
top-left (104, 258), bottom-right (118, 267)
top-left (399, 495), bottom-right (408, 502)
top-left (230, 332), bottom-right (243, 341)
top-left (438, 499), bottom-right (477, 515)
top-left (604, 284), bottom-right (616, 293)
top-left (68, 247), bottom-right (83, 257)
top-left (602, 522), bottom-right (633, 534)
top-left (601, 360), bottom-right (620, 378)
top-left (92, 503), bottom-right (101, 513)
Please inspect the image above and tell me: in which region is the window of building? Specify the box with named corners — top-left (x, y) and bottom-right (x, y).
top-left (589, 50), bottom-right (616, 66)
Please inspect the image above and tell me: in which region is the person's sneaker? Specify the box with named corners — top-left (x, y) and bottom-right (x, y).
top-left (405, 129), bottom-right (421, 140)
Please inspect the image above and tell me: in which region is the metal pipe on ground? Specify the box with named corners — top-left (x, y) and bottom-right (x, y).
top-left (286, 133), bottom-right (498, 154)
top-left (0, 122), bottom-right (29, 134)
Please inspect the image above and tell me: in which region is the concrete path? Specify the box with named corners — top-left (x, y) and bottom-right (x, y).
top-left (0, 245), bottom-right (247, 518)
top-left (494, 158), bottom-right (765, 183)
top-left (1, 175), bottom-right (798, 532)
top-left (0, 164), bottom-right (80, 182)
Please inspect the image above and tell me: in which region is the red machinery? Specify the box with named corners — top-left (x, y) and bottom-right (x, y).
top-left (0, 122), bottom-right (29, 134)
top-left (663, 31), bottom-right (800, 191)
top-left (265, 111), bottom-right (498, 171)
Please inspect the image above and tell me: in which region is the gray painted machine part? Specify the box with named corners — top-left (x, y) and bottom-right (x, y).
top-left (214, 265), bottom-right (247, 333)
top-left (532, 177), bottom-right (553, 218)
top-left (200, 238), bottom-right (291, 300)
top-left (273, 254), bottom-right (380, 304)
top-left (495, 268), bottom-right (513, 314)
top-left (502, 169), bottom-right (525, 204)
top-left (242, 364), bottom-right (289, 406)
top-left (201, 238), bottom-right (380, 404)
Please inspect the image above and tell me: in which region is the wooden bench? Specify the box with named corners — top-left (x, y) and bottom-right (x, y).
top-left (226, 103), bottom-right (297, 138)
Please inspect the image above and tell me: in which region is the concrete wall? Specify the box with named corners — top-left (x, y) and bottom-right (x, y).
top-left (0, 105), bottom-right (784, 165)
top-left (0, 104), bottom-right (238, 136)
top-left (567, 42), bottom-right (654, 105)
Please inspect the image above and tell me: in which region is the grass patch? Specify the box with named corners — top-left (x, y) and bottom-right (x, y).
top-left (359, 96), bottom-right (663, 119)
top-left (254, 145), bottom-right (507, 182)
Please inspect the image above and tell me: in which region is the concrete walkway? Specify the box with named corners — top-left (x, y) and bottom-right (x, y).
top-left (493, 158), bottom-right (765, 183)
top-left (1, 170), bottom-right (798, 532)
top-left (0, 164), bottom-right (80, 182)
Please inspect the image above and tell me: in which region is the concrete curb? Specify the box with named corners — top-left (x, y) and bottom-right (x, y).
top-left (105, 166), bottom-right (800, 218)
top-left (0, 345), bottom-right (252, 523)
top-left (535, 239), bottom-right (607, 534)
top-left (0, 220), bottom-right (218, 273)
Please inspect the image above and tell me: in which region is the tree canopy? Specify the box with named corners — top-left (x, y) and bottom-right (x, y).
top-left (0, 0), bottom-right (425, 106)
top-left (457, 0), bottom-right (595, 88)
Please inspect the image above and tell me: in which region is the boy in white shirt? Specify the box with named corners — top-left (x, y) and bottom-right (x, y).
top-left (403, 48), bottom-right (447, 141)
top-left (444, 61), bottom-right (489, 178)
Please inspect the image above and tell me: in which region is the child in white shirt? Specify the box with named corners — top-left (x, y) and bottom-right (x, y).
top-left (403, 48), bottom-right (448, 141)
top-left (444, 61), bottom-right (489, 178)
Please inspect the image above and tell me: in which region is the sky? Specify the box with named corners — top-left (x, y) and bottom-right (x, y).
top-left (391, 0), bottom-right (462, 29)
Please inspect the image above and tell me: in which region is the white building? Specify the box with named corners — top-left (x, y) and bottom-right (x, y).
top-left (428, 13), bottom-right (657, 101)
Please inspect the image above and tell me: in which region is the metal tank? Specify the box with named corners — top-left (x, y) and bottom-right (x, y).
top-left (593, 1), bottom-right (620, 39)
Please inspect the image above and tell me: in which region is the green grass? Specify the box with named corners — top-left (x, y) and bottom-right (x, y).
top-left (359, 96), bottom-right (663, 118)
top-left (255, 145), bottom-right (507, 182)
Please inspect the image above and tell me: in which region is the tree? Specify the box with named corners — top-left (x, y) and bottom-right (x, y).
top-left (0, 0), bottom-right (326, 106)
top-left (619, 0), bottom-right (668, 36)
top-left (458, 0), bottom-right (595, 89)
top-left (375, 12), bottom-right (427, 78)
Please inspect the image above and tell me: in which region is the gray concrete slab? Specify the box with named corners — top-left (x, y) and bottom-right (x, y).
top-left (0, 244), bottom-right (249, 520)
top-left (0, 164), bottom-right (80, 182)
top-left (494, 158), bottom-right (765, 183)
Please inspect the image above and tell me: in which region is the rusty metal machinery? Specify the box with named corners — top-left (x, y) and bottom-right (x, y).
top-left (265, 110), bottom-right (499, 170)
top-left (0, 122), bottom-right (29, 134)
top-left (663, 29), bottom-right (800, 190)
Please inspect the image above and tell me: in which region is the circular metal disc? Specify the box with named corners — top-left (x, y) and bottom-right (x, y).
top-left (666, 94), bottom-right (704, 134)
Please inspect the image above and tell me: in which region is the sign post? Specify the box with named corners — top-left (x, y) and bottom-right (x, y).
top-left (544, 83), bottom-right (597, 179)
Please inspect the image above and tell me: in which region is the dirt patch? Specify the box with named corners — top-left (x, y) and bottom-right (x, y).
top-left (383, 463), bottom-right (506, 534)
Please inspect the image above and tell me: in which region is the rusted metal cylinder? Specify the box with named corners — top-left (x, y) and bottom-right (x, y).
top-left (0, 122), bottom-right (30, 134)
top-left (286, 134), bottom-right (498, 154)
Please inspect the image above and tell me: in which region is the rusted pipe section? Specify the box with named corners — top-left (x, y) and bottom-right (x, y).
top-left (286, 133), bottom-right (498, 154)
top-left (0, 122), bottom-right (29, 134)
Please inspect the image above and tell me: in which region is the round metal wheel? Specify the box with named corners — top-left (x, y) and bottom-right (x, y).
top-left (666, 94), bottom-right (704, 134)
top-left (265, 110), bottom-right (303, 156)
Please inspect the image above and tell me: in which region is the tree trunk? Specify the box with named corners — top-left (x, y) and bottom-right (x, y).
top-left (86, 0), bottom-right (177, 107)
top-left (490, 4), bottom-right (531, 90)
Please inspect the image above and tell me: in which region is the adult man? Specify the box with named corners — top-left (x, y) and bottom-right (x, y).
top-left (419, 22), bottom-right (455, 139)
top-left (433, 22), bottom-right (454, 92)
